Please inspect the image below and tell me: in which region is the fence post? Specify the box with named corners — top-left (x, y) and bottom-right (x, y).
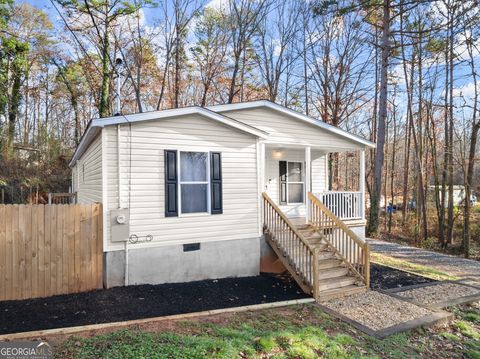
top-left (48, 193), bottom-right (52, 205)
top-left (364, 243), bottom-right (370, 289)
top-left (312, 248), bottom-right (319, 301)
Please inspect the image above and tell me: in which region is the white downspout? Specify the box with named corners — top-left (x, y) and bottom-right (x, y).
top-left (118, 124), bottom-right (129, 286)
top-left (256, 139), bottom-right (266, 236)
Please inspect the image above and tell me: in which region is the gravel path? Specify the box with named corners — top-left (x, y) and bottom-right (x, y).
top-left (395, 283), bottom-right (480, 305)
top-left (368, 239), bottom-right (480, 282)
top-left (321, 291), bottom-right (433, 331)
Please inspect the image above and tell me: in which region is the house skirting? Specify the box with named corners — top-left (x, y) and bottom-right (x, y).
top-left (343, 219), bottom-right (367, 241)
top-left (103, 237), bottom-right (261, 288)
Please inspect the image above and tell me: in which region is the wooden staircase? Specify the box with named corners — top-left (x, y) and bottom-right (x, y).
top-left (262, 192), bottom-right (370, 301)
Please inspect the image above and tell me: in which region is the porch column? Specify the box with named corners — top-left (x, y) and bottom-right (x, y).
top-left (359, 149), bottom-right (366, 220)
top-left (305, 146), bottom-right (311, 223)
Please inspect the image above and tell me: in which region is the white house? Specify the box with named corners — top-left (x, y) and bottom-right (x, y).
top-left (70, 100), bottom-right (375, 300)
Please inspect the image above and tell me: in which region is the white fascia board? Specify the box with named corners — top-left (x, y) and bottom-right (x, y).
top-left (208, 100), bottom-right (376, 148)
top-left (68, 126), bottom-right (101, 167)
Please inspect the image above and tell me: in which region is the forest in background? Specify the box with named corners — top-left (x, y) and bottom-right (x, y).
top-left (0, 0), bottom-right (479, 257)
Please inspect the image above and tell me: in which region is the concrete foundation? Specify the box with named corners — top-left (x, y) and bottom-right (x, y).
top-left (103, 237), bottom-right (261, 288)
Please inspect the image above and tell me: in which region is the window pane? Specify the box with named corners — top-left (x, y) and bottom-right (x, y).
top-left (180, 152), bottom-right (207, 182)
top-left (288, 162), bottom-right (303, 182)
top-left (288, 183), bottom-right (304, 203)
top-left (181, 184), bottom-right (208, 213)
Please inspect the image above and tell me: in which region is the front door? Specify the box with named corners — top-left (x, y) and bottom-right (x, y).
top-left (279, 161), bottom-right (305, 205)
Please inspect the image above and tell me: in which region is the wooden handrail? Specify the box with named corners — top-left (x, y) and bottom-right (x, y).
top-left (308, 192), bottom-right (370, 288)
top-left (309, 193), bottom-right (366, 249)
top-left (263, 192), bottom-right (314, 252)
top-left (262, 192), bottom-right (317, 295)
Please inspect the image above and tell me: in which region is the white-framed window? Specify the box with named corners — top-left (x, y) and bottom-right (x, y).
top-left (178, 151), bottom-right (210, 214)
top-left (287, 161), bottom-right (304, 204)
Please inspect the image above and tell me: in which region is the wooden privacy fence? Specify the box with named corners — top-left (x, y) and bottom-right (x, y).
top-left (0, 203), bottom-right (103, 301)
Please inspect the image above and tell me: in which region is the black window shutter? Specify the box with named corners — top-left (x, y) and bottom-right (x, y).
top-left (164, 150), bottom-right (178, 217)
top-left (279, 161), bottom-right (287, 205)
top-left (210, 152), bottom-right (223, 214)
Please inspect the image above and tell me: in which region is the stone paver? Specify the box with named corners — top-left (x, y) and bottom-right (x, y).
top-left (368, 239), bottom-right (480, 282)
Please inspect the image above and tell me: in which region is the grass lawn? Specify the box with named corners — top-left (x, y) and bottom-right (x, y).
top-left (55, 300), bottom-right (479, 359)
top-left (371, 252), bottom-right (459, 281)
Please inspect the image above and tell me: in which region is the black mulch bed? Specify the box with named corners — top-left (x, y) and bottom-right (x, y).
top-left (0, 274), bottom-right (308, 335)
top-left (0, 265), bottom-right (437, 336)
top-left (370, 263), bottom-right (436, 290)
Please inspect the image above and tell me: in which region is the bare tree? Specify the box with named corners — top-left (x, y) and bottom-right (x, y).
top-left (226, 0), bottom-right (269, 103)
top-left (255, 0), bottom-right (299, 102)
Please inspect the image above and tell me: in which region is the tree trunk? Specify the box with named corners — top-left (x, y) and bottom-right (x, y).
top-left (99, 20), bottom-right (110, 118)
top-left (367, 0), bottom-right (390, 237)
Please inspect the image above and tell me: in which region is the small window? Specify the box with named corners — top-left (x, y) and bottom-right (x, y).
top-left (287, 162), bottom-right (304, 203)
top-left (179, 151), bottom-right (209, 214)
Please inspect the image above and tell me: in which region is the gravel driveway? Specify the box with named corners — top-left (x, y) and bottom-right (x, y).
top-left (368, 239), bottom-right (480, 282)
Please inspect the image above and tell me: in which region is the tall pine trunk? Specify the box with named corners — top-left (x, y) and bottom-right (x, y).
top-left (367, 0), bottom-right (390, 236)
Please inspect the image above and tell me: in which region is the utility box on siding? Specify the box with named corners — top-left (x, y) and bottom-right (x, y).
top-left (110, 209), bottom-right (130, 242)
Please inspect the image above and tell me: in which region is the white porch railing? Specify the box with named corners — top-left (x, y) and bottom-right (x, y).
top-left (313, 191), bottom-right (362, 220)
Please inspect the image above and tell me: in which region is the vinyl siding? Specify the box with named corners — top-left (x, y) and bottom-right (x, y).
top-left (105, 115), bottom-right (259, 251)
top-left (311, 150), bottom-right (328, 193)
top-left (75, 134), bottom-right (103, 203)
top-left (220, 107), bottom-right (364, 150)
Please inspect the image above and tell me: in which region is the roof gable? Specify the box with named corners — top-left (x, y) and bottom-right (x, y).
top-left (208, 100), bottom-right (375, 148)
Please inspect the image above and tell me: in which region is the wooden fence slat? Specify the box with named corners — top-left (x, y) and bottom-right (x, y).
top-left (24, 205), bottom-right (32, 299)
top-left (86, 204), bottom-right (93, 291)
top-left (91, 204), bottom-right (99, 290)
top-left (50, 205), bottom-right (57, 294)
top-left (5, 205), bottom-right (13, 301)
top-left (96, 204), bottom-right (103, 289)
top-left (12, 205), bottom-right (20, 300)
top-left (0, 205), bottom-right (5, 301)
top-left (44, 205), bottom-right (51, 296)
top-left (65, 205), bottom-right (74, 293)
top-left (31, 205), bottom-right (38, 298)
top-left (79, 205), bottom-right (87, 292)
top-left (56, 205), bottom-right (64, 294)
top-left (37, 205), bottom-right (45, 298)
top-left (74, 204), bottom-right (81, 293)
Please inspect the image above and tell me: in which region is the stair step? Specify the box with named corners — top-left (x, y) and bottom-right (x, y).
top-left (296, 224), bottom-right (312, 231)
top-left (317, 258), bottom-right (343, 269)
top-left (318, 267), bottom-right (349, 279)
top-left (304, 234), bottom-right (322, 240)
top-left (318, 276), bottom-right (356, 291)
top-left (317, 251), bottom-right (336, 260)
top-left (319, 285), bottom-right (368, 301)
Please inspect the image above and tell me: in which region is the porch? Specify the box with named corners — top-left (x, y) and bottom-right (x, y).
top-left (259, 143), bottom-right (367, 231)
top-left (259, 143), bottom-right (370, 301)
